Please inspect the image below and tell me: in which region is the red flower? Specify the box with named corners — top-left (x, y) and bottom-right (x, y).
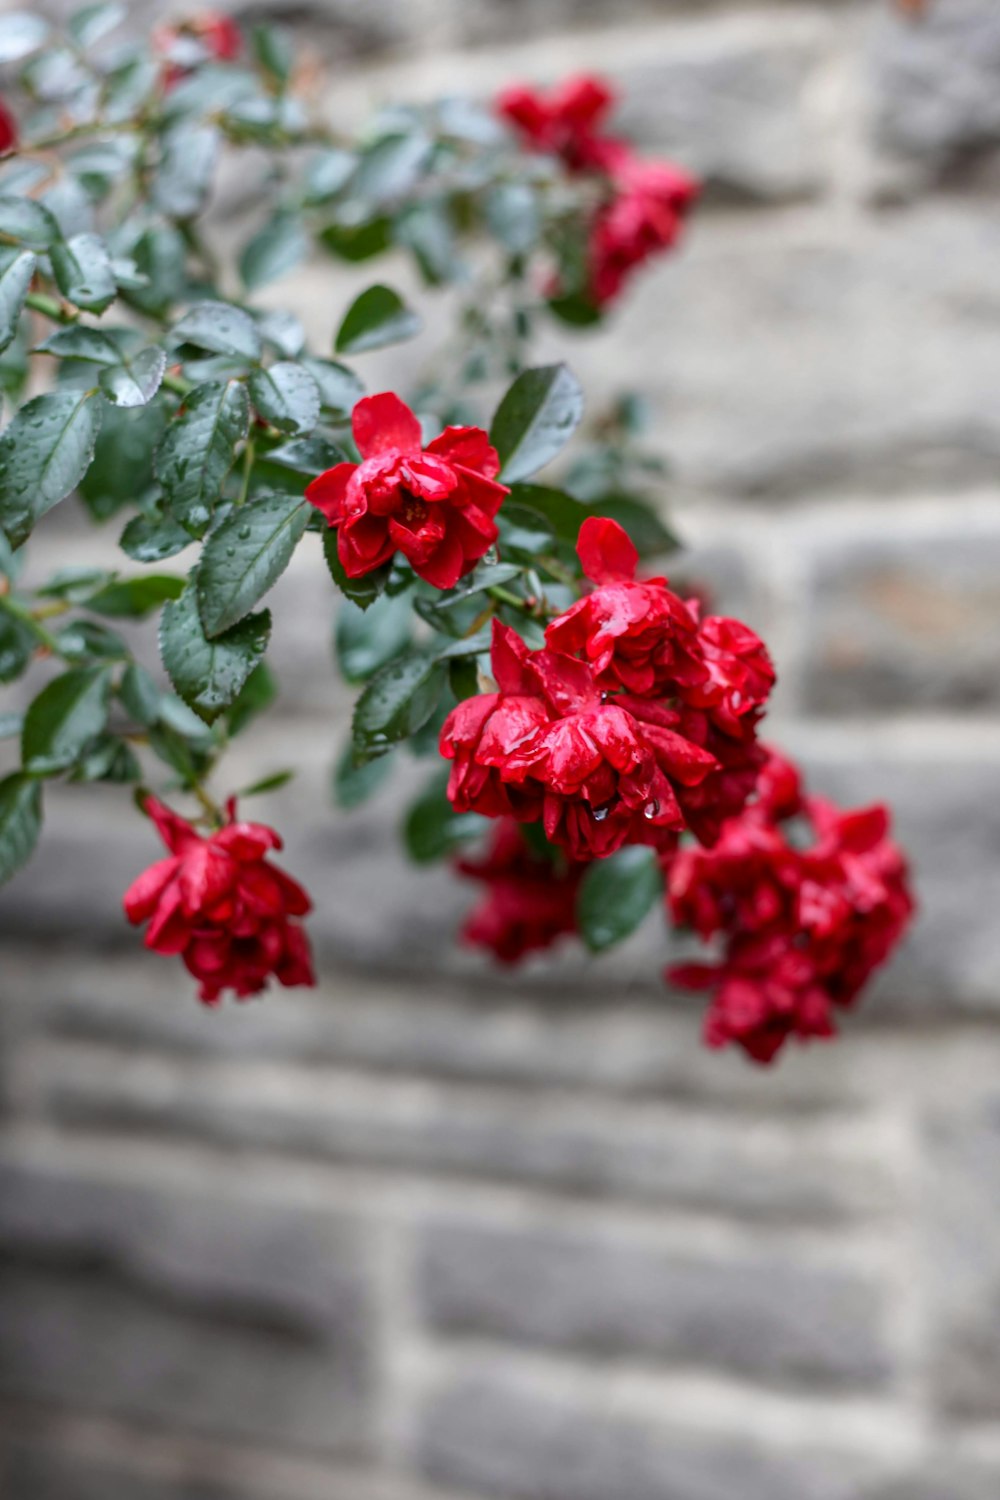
top-left (667, 750), bottom-right (914, 1063)
top-left (306, 393), bottom-right (509, 591)
top-left (195, 10), bottom-right (242, 59)
top-left (123, 796), bottom-right (314, 1005)
top-left (456, 819), bottom-right (585, 964)
top-left (588, 151), bottom-right (699, 307)
top-left (546, 517), bottom-right (708, 698)
top-left (440, 619), bottom-right (718, 861)
top-left (497, 74), bottom-right (617, 171)
top-left (0, 99), bottom-right (17, 155)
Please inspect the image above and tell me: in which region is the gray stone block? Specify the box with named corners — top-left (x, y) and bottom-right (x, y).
top-left (416, 1369), bottom-right (885, 1500)
top-left (418, 1219), bottom-right (892, 1387)
top-left (0, 1156), bottom-right (375, 1452)
top-left (921, 1093), bottom-right (1000, 1419)
top-left (870, 0), bottom-right (1000, 175)
top-left (799, 517), bottom-right (1000, 713)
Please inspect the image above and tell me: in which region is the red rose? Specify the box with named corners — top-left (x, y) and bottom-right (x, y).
top-left (546, 516), bottom-right (708, 698)
top-left (123, 796), bottom-right (314, 1005)
top-left (0, 99), bottom-right (17, 156)
top-left (497, 74), bottom-right (617, 171)
top-left (440, 618), bottom-right (718, 861)
top-left (588, 151), bottom-right (699, 306)
top-left (456, 818), bottom-right (585, 964)
top-left (307, 393), bottom-right (509, 591)
top-left (667, 750), bottom-right (914, 1062)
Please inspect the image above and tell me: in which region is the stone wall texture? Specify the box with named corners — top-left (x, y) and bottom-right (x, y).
top-left (3, 1), bottom-right (1000, 1497)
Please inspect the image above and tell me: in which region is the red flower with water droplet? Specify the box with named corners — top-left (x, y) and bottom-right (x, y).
top-left (0, 98), bottom-right (18, 156)
top-left (456, 818), bottom-right (585, 964)
top-left (666, 749), bottom-right (914, 1063)
top-left (306, 393), bottom-right (510, 591)
top-left (123, 796), bottom-right (314, 1005)
top-left (546, 517), bottom-right (708, 697)
top-left (440, 619), bottom-right (718, 861)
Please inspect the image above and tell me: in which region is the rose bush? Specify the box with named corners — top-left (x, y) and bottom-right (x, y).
top-left (0, 7), bottom-right (912, 1061)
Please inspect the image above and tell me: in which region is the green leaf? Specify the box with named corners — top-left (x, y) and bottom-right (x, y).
top-left (497, 502), bottom-right (556, 561)
top-left (490, 364), bottom-right (585, 484)
top-left (0, 196), bottom-right (60, 250)
top-left (486, 182), bottom-right (540, 255)
top-left (124, 224), bottom-right (186, 318)
top-left (403, 767), bottom-right (484, 863)
top-left (250, 21), bottom-right (293, 82)
top-left (239, 769), bottom-right (294, 797)
top-left (319, 216), bottom-right (391, 263)
top-left (239, 213), bottom-right (307, 291)
top-left (547, 292), bottom-right (602, 328)
top-left (159, 580), bottom-right (271, 723)
top-left (34, 325), bottom-right (123, 365)
top-left (577, 846), bottom-right (663, 953)
top-left (508, 482), bottom-right (591, 544)
top-left (69, 2), bottom-right (126, 47)
top-left (0, 609), bottom-right (34, 682)
top-left (154, 379), bottom-right (249, 536)
top-left (99, 346), bottom-right (167, 408)
top-left (0, 774), bottom-right (42, 886)
top-left (248, 361), bottom-right (320, 436)
top-left (303, 150), bottom-right (356, 205)
top-left (0, 249), bottom-right (35, 355)
top-left (80, 401), bottom-right (166, 523)
top-left (335, 284), bottom-right (421, 355)
top-left (119, 510), bottom-right (191, 563)
top-left (395, 203), bottom-right (457, 286)
top-left (226, 660), bottom-right (276, 737)
top-left (301, 357), bottom-right (364, 416)
top-left (21, 665), bottom-right (112, 775)
top-left (154, 123), bottom-right (220, 219)
top-left (351, 652), bottom-right (446, 763)
top-left (49, 232), bottom-right (117, 314)
top-left (118, 662), bottom-right (160, 726)
top-left (83, 573), bottom-right (185, 618)
top-left (262, 435), bottom-right (344, 476)
top-left (0, 389), bottom-right (103, 548)
top-left (335, 590), bottom-right (411, 684)
top-left (55, 620), bottom-right (128, 662)
top-left (0, 12), bottom-right (49, 62)
top-left (172, 301), bottom-right (262, 363)
top-left (322, 527), bottom-right (389, 610)
top-left (354, 132), bottom-right (432, 204)
top-left (198, 492), bottom-right (309, 636)
top-left (333, 740), bottom-right (394, 810)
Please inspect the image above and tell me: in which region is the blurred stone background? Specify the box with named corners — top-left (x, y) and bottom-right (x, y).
top-left (3, 0), bottom-right (1000, 1496)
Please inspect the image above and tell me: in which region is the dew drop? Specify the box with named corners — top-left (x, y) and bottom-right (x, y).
top-left (592, 805), bottom-right (610, 823)
top-left (238, 525), bottom-right (251, 540)
top-left (643, 800), bottom-right (660, 820)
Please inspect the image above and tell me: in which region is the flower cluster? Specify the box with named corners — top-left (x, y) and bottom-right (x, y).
top-left (666, 750), bottom-right (915, 1063)
top-left (124, 797), bottom-right (314, 1005)
top-left (456, 819), bottom-right (585, 964)
top-left (307, 393), bottom-right (510, 590)
top-left (440, 519), bottom-right (771, 863)
top-left (154, 9), bottom-right (242, 89)
top-left (498, 74), bottom-right (698, 307)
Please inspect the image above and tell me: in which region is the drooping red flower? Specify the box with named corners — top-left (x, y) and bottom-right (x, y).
top-left (440, 618), bottom-right (718, 861)
top-left (666, 750), bottom-right (915, 1063)
top-left (0, 99), bottom-right (17, 156)
top-left (545, 517), bottom-right (708, 698)
top-left (456, 818), bottom-right (585, 964)
top-left (587, 151), bottom-right (699, 307)
top-left (123, 796), bottom-right (314, 1005)
top-left (497, 74), bottom-right (617, 172)
top-left (306, 393), bottom-right (510, 591)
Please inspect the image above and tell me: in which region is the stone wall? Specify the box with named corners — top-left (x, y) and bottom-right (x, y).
top-left (3, 1), bottom-right (1000, 1497)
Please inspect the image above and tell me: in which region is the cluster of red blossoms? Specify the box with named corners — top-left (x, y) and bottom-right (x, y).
top-left (124, 797), bottom-right (314, 1005)
top-left (457, 819), bottom-right (586, 966)
top-left (497, 74), bottom-right (699, 307)
top-left (306, 393), bottom-right (509, 590)
top-left (667, 751), bottom-right (915, 1063)
top-left (441, 518), bottom-right (773, 863)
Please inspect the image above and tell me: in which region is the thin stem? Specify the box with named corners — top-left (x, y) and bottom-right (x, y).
top-left (0, 595), bottom-right (68, 657)
top-left (25, 291), bottom-right (78, 325)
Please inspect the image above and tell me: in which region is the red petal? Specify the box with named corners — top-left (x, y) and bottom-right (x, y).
top-left (411, 531), bottom-right (466, 589)
top-left (352, 393), bottom-right (422, 458)
top-left (305, 463), bottom-right (358, 525)
top-left (426, 426), bottom-right (502, 480)
top-left (123, 857), bottom-right (180, 925)
top-left (142, 795), bottom-right (200, 855)
top-left (577, 516), bottom-right (639, 585)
